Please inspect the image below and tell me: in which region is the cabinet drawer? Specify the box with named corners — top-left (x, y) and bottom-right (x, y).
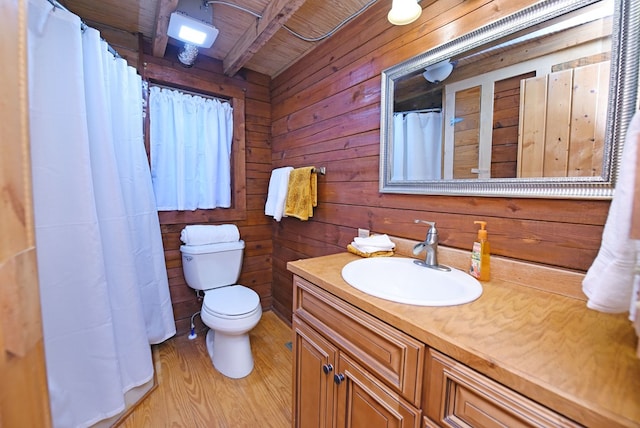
top-left (293, 275), bottom-right (425, 405)
top-left (425, 349), bottom-right (582, 428)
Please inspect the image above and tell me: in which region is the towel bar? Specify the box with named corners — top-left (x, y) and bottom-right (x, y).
top-left (312, 167), bottom-right (326, 175)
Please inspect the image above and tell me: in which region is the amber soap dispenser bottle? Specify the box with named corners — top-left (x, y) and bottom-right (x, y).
top-left (469, 221), bottom-right (490, 281)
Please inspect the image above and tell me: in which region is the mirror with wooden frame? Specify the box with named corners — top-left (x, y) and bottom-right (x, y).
top-left (380, 0), bottom-right (639, 198)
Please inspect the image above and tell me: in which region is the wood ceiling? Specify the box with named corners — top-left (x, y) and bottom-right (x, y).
top-left (59, 0), bottom-right (377, 77)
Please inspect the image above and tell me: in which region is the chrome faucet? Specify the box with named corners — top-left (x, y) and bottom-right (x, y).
top-left (412, 220), bottom-right (450, 271)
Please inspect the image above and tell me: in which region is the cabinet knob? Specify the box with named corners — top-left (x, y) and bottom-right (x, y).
top-left (333, 373), bottom-right (345, 385)
top-left (322, 364), bottom-right (333, 374)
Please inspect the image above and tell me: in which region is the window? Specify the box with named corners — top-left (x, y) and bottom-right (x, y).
top-left (143, 62), bottom-right (247, 224)
top-left (149, 85), bottom-right (233, 210)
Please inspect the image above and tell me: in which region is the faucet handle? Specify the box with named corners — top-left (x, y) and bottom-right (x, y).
top-left (415, 220), bottom-right (439, 245)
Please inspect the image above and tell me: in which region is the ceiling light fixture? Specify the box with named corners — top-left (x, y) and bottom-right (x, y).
top-left (422, 59), bottom-right (454, 83)
top-left (167, 0), bottom-right (219, 67)
top-left (167, 11), bottom-right (219, 48)
top-left (387, 0), bottom-right (422, 25)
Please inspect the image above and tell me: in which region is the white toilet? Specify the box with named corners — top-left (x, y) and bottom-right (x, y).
top-left (180, 240), bottom-right (262, 379)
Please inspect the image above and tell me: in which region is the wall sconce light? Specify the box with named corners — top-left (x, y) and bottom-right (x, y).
top-left (388, 0), bottom-right (422, 25)
top-left (422, 59), bottom-right (454, 83)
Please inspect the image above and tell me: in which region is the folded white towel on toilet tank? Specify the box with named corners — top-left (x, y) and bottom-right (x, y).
top-left (180, 224), bottom-right (240, 246)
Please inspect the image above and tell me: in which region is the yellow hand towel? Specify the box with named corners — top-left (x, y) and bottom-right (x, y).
top-left (284, 167), bottom-right (317, 221)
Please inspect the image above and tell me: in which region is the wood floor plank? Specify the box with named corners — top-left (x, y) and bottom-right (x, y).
top-left (118, 311), bottom-right (292, 427)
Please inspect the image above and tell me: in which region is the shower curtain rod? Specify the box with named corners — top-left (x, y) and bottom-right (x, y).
top-left (46, 0), bottom-right (122, 59)
top-left (149, 83), bottom-right (230, 103)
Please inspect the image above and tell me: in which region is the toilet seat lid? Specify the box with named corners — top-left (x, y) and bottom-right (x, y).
top-left (203, 285), bottom-right (260, 316)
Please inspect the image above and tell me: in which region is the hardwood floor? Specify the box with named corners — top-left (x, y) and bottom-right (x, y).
top-left (118, 311), bottom-right (293, 427)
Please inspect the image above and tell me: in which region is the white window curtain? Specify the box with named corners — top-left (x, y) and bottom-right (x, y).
top-left (27, 0), bottom-right (175, 426)
top-left (149, 86), bottom-right (233, 211)
top-left (392, 111), bottom-right (443, 181)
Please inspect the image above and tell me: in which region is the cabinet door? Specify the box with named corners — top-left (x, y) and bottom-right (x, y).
top-left (293, 318), bottom-right (338, 428)
top-left (294, 275), bottom-right (424, 404)
top-left (334, 353), bottom-right (421, 428)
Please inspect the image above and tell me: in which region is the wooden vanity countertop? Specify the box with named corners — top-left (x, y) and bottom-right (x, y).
top-left (287, 248), bottom-right (640, 428)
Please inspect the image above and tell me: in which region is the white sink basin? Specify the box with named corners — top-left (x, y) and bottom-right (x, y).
top-left (341, 257), bottom-right (482, 306)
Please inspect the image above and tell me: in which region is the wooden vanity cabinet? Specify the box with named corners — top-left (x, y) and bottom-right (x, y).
top-left (292, 274), bottom-right (582, 428)
top-left (292, 275), bottom-right (424, 428)
top-left (289, 253), bottom-right (640, 427)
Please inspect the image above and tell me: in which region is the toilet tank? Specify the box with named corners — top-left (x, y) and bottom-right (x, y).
top-left (180, 240), bottom-right (244, 291)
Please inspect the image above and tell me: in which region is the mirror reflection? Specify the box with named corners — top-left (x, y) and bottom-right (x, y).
top-left (381, 0), bottom-right (638, 198)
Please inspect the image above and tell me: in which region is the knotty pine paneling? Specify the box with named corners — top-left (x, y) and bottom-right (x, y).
top-left (269, 0), bottom-right (610, 322)
top-left (142, 46), bottom-right (273, 336)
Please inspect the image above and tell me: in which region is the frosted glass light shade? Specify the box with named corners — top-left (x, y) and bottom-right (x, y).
top-left (177, 43), bottom-right (199, 67)
top-left (387, 0), bottom-right (422, 25)
top-left (422, 60), bottom-right (454, 83)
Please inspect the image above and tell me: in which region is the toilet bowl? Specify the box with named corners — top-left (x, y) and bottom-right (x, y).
top-left (180, 237), bottom-right (262, 379)
top-left (201, 285), bottom-right (262, 378)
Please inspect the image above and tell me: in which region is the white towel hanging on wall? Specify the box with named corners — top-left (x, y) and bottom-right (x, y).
top-left (582, 111), bottom-right (640, 313)
top-left (265, 167), bottom-right (293, 221)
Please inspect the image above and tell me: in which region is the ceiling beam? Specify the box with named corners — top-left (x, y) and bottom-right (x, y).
top-left (223, 0), bottom-right (308, 76)
top-left (152, 0), bottom-right (180, 57)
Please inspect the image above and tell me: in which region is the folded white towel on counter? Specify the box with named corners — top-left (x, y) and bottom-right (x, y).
top-left (582, 111), bottom-right (640, 314)
top-left (180, 224), bottom-right (240, 246)
top-left (351, 234), bottom-right (396, 254)
top-left (265, 167), bottom-right (293, 222)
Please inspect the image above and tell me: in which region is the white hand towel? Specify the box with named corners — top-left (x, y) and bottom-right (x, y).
top-left (352, 234), bottom-right (396, 253)
top-left (582, 111), bottom-right (640, 313)
top-left (630, 265), bottom-right (640, 322)
top-left (265, 167), bottom-right (293, 222)
top-left (180, 224), bottom-right (240, 246)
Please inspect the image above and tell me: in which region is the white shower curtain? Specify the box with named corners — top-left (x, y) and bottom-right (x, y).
top-left (27, 0), bottom-right (175, 426)
top-left (149, 86), bottom-right (234, 211)
top-left (392, 111), bottom-right (443, 181)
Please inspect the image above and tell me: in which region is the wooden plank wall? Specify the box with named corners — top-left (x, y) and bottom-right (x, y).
top-left (518, 61), bottom-right (610, 178)
top-left (453, 86), bottom-right (481, 179)
top-left (491, 73), bottom-right (534, 178)
top-left (141, 46), bottom-right (273, 336)
top-left (1, 0), bottom-right (52, 423)
top-left (270, 0), bottom-right (610, 322)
